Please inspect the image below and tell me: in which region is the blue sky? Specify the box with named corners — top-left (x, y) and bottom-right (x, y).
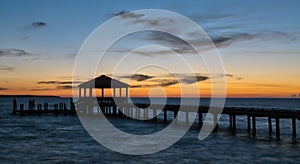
top-left (0, 0), bottom-right (300, 97)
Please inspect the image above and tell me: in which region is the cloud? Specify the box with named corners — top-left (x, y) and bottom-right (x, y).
top-left (153, 79), bottom-right (179, 87)
top-left (130, 79), bottom-right (178, 88)
top-left (128, 31), bottom-right (256, 57)
top-left (113, 10), bottom-right (144, 19)
top-left (29, 85), bottom-right (74, 91)
top-left (36, 80), bottom-right (80, 90)
top-left (0, 48), bottom-right (31, 57)
top-left (29, 88), bottom-right (53, 91)
top-left (32, 21), bottom-right (47, 28)
top-left (56, 85), bottom-right (73, 89)
top-left (190, 13), bottom-right (235, 23)
top-left (0, 87), bottom-right (8, 91)
top-left (113, 10), bottom-right (173, 26)
top-left (128, 73), bottom-right (210, 88)
top-left (0, 65), bottom-right (15, 72)
top-left (181, 75), bottom-right (209, 84)
top-left (212, 33), bottom-right (255, 48)
top-left (225, 74), bottom-right (243, 80)
top-left (112, 11), bottom-right (295, 57)
top-left (120, 74), bottom-right (154, 81)
top-left (37, 81), bottom-right (82, 85)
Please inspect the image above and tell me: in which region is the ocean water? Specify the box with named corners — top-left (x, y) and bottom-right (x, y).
top-left (1, 97), bottom-right (300, 163)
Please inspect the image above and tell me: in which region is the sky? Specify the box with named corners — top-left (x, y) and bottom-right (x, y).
top-left (0, 0), bottom-right (300, 98)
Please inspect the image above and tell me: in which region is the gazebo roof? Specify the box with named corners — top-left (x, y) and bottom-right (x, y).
top-left (78, 75), bottom-right (129, 88)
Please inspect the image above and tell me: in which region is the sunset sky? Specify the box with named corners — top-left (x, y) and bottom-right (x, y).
top-left (0, 0), bottom-right (300, 98)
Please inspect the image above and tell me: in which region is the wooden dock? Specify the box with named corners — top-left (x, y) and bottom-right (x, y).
top-left (12, 99), bottom-right (76, 116)
top-left (12, 98), bottom-right (300, 139)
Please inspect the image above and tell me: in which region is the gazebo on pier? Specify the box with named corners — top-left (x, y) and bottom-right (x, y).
top-left (78, 75), bottom-right (129, 100)
top-left (77, 75), bottom-right (129, 116)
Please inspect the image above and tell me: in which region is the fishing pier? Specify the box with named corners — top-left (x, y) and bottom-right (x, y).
top-left (12, 75), bottom-right (300, 139)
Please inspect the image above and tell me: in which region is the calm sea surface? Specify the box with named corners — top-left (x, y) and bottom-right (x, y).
top-left (1, 97), bottom-right (300, 163)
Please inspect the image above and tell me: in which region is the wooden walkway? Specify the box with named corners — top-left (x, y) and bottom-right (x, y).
top-left (12, 98), bottom-right (300, 139)
top-left (12, 102), bottom-right (76, 116)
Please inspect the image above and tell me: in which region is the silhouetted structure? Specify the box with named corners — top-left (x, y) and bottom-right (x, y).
top-left (77, 75), bottom-right (129, 116)
top-left (78, 75), bottom-right (129, 99)
top-left (12, 98), bottom-right (76, 116)
top-left (11, 75), bottom-right (300, 140)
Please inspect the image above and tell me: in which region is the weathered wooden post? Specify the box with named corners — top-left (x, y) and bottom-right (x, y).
top-left (232, 114), bottom-right (236, 133)
top-left (44, 103), bottom-right (47, 111)
top-left (268, 117), bottom-right (272, 134)
top-left (137, 108), bottom-right (140, 119)
top-left (38, 104), bottom-right (42, 116)
top-left (145, 108), bottom-right (148, 120)
top-left (292, 117), bottom-right (296, 138)
top-left (214, 113), bottom-right (218, 131)
top-left (135, 108), bottom-right (138, 118)
top-left (153, 109), bottom-right (157, 122)
top-left (185, 111), bottom-right (189, 125)
top-left (174, 110), bottom-right (178, 124)
top-left (276, 117), bottom-right (280, 139)
top-left (113, 106), bottom-right (117, 117)
top-left (63, 103), bottom-right (67, 115)
top-left (54, 104), bottom-right (59, 116)
top-left (129, 108), bottom-right (133, 118)
top-left (252, 116), bottom-right (256, 136)
top-left (229, 114), bottom-right (232, 129)
top-left (20, 104), bottom-right (24, 116)
top-left (164, 109), bottom-right (167, 123)
top-left (247, 115), bottom-right (251, 132)
top-left (198, 112), bottom-right (203, 127)
top-left (12, 98), bottom-right (17, 114)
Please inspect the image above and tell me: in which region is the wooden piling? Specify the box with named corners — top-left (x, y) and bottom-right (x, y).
top-left (137, 108), bottom-right (140, 118)
top-left (185, 112), bottom-right (189, 125)
top-left (292, 117), bottom-right (296, 138)
top-left (214, 113), bottom-right (218, 131)
top-left (113, 106), bottom-right (117, 117)
top-left (247, 115), bottom-right (251, 132)
top-left (252, 116), bottom-right (256, 136)
top-left (276, 117), bottom-right (280, 139)
top-left (129, 108), bottom-right (133, 118)
top-left (268, 117), bottom-right (272, 134)
top-left (174, 110), bottom-right (178, 124)
top-left (229, 114), bottom-right (232, 128)
top-left (153, 109), bottom-right (157, 122)
top-left (54, 104), bottom-right (58, 116)
top-left (232, 114), bottom-right (236, 133)
top-left (20, 104), bottom-right (24, 116)
top-left (38, 104), bottom-right (42, 116)
top-left (144, 108), bottom-right (148, 120)
top-left (164, 109), bottom-right (167, 123)
top-left (198, 112), bottom-right (203, 127)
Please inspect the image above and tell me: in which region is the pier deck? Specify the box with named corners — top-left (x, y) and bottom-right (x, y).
top-left (12, 99), bottom-right (300, 139)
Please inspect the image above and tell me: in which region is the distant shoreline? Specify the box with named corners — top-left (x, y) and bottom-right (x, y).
top-left (0, 95), bottom-right (61, 98)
